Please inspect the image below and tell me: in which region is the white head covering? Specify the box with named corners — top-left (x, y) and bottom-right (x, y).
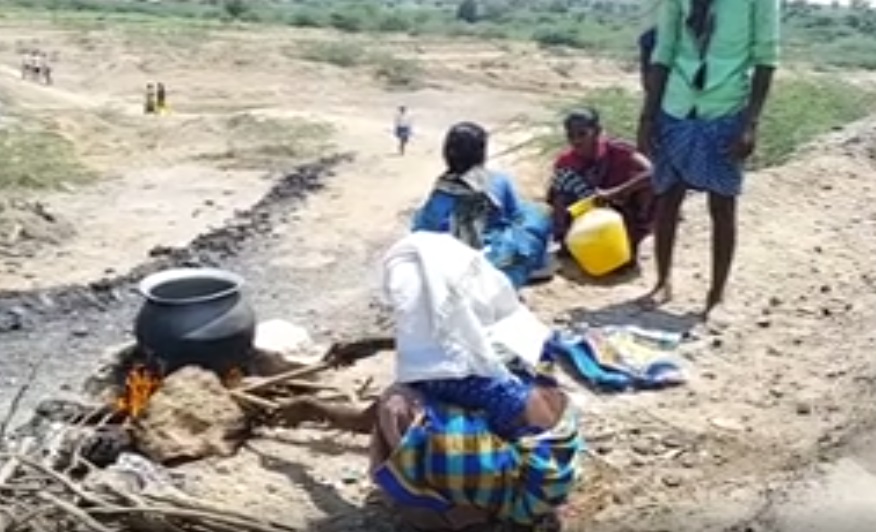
top-left (382, 231), bottom-right (551, 384)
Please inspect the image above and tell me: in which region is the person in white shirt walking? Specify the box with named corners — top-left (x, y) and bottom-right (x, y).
top-left (394, 106), bottom-right (412, 155)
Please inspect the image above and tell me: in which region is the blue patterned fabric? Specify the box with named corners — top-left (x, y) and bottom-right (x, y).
top-left (412, 346), bottom-right (562, 440)
top-left (653, 111), bottom-right (746, 197)
top-left (413, 376), bottom-right (531, 440)
top-left (546, 331), bottom-right (685, 392)
top-left (412, 172), bottom-right (551, 288)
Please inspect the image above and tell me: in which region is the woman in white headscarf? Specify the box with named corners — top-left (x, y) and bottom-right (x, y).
top-left (272, 232), bottom-right (582, 531)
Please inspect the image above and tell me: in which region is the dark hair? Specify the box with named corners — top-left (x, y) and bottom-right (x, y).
top-left (443, 122), bottom-right (488, 174)
top-left (564, 108), bottom-right (601, 133)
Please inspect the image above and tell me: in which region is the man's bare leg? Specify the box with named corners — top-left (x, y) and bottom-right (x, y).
top-left (640, 183), bottom-right (686, 307)
top-left (704, 192), bottom-right (737, 318)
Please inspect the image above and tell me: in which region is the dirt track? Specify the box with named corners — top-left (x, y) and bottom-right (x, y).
top-left (2, 16), bottom-right (876, 531)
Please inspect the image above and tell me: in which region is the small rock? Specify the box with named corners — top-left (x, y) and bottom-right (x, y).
top-left (769, 387), bottom-right (784, 398)
top-left (71, 325), bottom-right (90, 337)
top-left (768, 296), bottom-right (782, 307)
top-left (709, 417), bottom-right (745, 432)
top-left (680, 454), bottom-right (697, 468)
top-left (820, 285), bottom-right (832, 294)
top-left (0, 307), bottom-right (27, 332)
top-left (631, 441), bottom-right (652, 456)
top-left (595, 444), bottom-right (612, 455)
top-left (821, 307), bottom-right (833, 317)
top-left (662, 435), bottom-right (683, 449)
top-left (756, 318), bottom-right (771, 329)
top-left (341, 469), bottom-right (362, 485)
top-left (796, 402), bottom-right (812, 416)
top-left (662, 474), bottom-right (682, 488)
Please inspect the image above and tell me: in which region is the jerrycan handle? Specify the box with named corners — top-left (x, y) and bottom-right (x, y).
top-left (567, 196), bottom-right (596, 219)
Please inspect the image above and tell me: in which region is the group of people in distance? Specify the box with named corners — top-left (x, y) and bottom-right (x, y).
top-left (20, 49), bottom-right (52, 85)
top-left (144, 82), bottom-right (168, 115)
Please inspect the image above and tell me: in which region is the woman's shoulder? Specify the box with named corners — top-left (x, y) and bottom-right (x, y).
top-left (605, 137), bottom-right (638, 157)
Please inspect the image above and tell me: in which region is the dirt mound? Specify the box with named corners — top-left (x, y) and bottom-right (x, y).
top-left (0, 199), bottom-right (75, 256)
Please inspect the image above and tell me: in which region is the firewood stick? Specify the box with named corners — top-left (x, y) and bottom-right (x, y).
top-left (229, 390), bottom-right (280, 411)
top-left (273, 380), bottom-right (342, 394)
top-left (238, 337), bottom-right (394, 394)
top-left (37, 492), bottom-right (114, 532)
top-left (237, 362), bottom-right (332, 394)
top-left (0, 453), bottom-right (122, 511)
top-left (0, 437), bottom-right (37, 486)
top-left (90, 505), bottom-right (301, 532)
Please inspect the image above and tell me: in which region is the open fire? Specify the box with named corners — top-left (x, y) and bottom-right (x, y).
top-left (114, 364), bottom-right (161, 418)
top-left (114, 362), bottom-right (246, 418)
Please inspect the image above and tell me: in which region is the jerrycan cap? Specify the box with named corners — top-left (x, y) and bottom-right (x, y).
top-left (567, 196), bottom-right (596, 218)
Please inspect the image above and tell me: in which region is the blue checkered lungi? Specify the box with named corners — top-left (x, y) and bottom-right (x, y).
top-left (653, 112), bottom-right (746, 197)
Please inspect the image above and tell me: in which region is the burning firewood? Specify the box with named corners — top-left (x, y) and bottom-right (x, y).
top-left (0, 363), bottom-right (302, 532)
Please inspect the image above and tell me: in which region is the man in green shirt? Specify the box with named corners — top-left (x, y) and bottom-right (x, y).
top-left (637, 0), bottom-right (780, 319)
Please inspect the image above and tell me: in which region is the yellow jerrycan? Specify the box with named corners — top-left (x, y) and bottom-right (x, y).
top-left (564, 197), bottom-right (631, 277)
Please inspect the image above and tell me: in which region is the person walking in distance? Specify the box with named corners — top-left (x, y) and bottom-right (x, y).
top-left (394, 106), bottom-right (412, 155)
top-left (637, 0), bottom-right (780, 319)
top-left (156, 82), bottom-right (167, 114)
top-left (144, 83), bottom-right (156, 115)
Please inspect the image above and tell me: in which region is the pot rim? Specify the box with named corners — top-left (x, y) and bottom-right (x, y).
top-left (138, 267), bottom-right (245, 305)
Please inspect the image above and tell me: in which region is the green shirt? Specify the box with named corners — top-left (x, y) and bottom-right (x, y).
top-left (652, 0), bottom-right (781, 120)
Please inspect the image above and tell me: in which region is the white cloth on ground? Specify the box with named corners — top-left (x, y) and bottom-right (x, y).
top-left (382, 231), bottom-right (550, 384)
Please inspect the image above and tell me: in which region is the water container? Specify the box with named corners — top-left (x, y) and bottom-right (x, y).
top-left (564, 197), bottom-right (631, 277)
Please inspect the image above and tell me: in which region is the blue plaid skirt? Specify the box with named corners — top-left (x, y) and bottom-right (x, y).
top-left (653, 112), bottom-right (746, 197)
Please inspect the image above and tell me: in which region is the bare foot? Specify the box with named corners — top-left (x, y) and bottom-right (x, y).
top-left (702, 293), bottom-right (735, 330)
top-left (702, 290), bottom-right (723, 320)
top-left (637, 283), bottom-right (673, 310)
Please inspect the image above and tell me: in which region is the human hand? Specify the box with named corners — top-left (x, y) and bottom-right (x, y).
top-left (595, 187), bottom-right (623, 206)
top-left (637, 115), bottom-right (656, 159)
top-left (322, 338), bottom-right (393, 368)
top-left (728, 124), bottom-right (757, 161)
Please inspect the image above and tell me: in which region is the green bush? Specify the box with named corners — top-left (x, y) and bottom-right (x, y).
top-left (329, 11), bottom-right (365, 33)
top-left (300, 41), bottom-right (366, 67)
top-left (532, 26), bottom-right (582, 48)
top-left (373, 55), bottom-right (423, 89)
top-left (0, 126), bottom-right (95, 189)
top-left (6, 0), bottom-right (876, 72)
top-left (377, 12), bottom-right (412, 32)
top-left (287, 8), bottom-right (325, 28)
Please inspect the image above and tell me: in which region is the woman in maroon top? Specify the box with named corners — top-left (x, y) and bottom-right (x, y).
top-left (548, 109), bottom-right (655, 269)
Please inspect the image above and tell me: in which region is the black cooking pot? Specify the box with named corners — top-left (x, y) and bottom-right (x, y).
top-left (134, 268), bottom-right (256, 377)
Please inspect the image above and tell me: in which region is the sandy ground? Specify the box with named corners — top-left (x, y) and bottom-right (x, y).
top-left (2, 14), bottom-right (876, 532)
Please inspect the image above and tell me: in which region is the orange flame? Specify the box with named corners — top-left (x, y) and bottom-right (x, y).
top-left (115, 365), bottom-right (161, 418)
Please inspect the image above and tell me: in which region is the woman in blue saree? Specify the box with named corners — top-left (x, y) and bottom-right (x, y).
top-left (412, 122), bottom-right (552, 289)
